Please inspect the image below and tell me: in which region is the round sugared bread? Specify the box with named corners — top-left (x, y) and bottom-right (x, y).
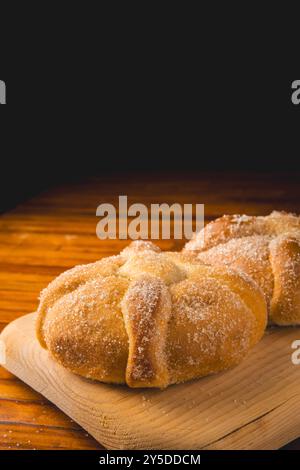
top-left (37, 241), bottom-right (267, 388)
top-left (184, 211), bottom-right (300, 325)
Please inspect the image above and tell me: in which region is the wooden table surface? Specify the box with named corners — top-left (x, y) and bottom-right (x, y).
top-left (1, 171), bottom-right (300, 450)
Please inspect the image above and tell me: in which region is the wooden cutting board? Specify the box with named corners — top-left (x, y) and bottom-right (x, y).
top-left (0, 313), bottom-right (300, 450)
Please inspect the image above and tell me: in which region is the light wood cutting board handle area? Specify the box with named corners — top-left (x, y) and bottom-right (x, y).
top-left (0, 313), bottom-right (300, 450)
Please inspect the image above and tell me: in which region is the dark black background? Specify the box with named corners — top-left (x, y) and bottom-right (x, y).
top-left (1, 25), bottom-right (299, 212)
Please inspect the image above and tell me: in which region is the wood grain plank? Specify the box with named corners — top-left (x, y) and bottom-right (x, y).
top-left (204, 395), bottom-right (300, 450)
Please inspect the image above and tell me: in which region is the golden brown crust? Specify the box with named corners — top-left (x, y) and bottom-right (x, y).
top-left (36, 240), bottom-right (267, 388)
top-left (122, 275), bottom-right (171, 388)
top-left (185, 211), bottom-right (300, 253)
top-left (184, 211), bottom-right (300, 325)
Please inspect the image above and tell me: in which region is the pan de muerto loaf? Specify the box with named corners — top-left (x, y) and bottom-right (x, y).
top-left (184, 211), bottom-right (300, 325)
top-left (36, 241), bottom-right (267, 388)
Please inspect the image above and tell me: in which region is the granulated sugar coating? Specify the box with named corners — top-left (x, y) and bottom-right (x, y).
top-left (184, 211), bottom-right (300, 325)
top-left (197, 236), bottom-right (274, 306)
top-left (36, 240), bottom-right (267, 389)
